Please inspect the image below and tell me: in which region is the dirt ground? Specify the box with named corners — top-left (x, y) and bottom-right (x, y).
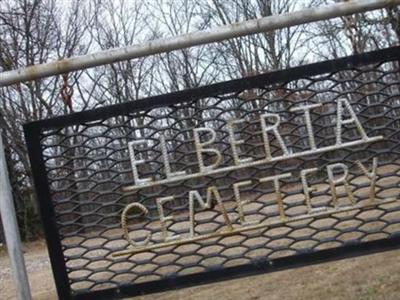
top-left (1, 164), bottom-right (400, 299)
top-left (1, 240), bottom-right (399, 300)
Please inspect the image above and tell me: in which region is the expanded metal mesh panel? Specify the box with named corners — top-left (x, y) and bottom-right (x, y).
top-left (24, 47), bottom-right (400, 300)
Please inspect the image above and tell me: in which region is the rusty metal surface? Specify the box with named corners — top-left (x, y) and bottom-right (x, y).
top-left (24, 46), bottom-right (400, 300)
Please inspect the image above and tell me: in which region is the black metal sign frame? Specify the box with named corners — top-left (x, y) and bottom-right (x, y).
top-left (24, 46), bottom-right (400, 300)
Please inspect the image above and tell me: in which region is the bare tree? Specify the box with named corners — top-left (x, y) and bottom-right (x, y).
top-left (0, 0), bottom-right (398, 240)
top-left (0, 0), bottom-right (93, 239)
top-left (306, 0), bottom-right (399, 60)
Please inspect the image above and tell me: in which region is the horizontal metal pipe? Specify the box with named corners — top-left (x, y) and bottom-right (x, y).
top-left (0, 0), bottom-right (399, 87)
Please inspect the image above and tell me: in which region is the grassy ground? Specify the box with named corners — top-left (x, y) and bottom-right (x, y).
top-left (0, 240), bottom-right (399, 300)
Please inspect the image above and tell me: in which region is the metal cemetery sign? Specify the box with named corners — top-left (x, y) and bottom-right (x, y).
top-left (24, 47), bottom-right (400, 300)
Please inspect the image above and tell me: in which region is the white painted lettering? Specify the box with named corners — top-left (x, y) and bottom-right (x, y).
top-left (160, 136), bottom-right (186, 179)
top-left (128, 140), bottom-right (152, 186)
top-left (290, 103), bottom-right (322, 150)
top-left (233, 180), bottom-right (257, 225)
top-left (121, 202), bottom-right (151, 247)
top-left (228, 119), bottom-right (253, 165)
top-left (259, 173), bottom-right (292, 220)
top-left (156, 196), bottom-right (180, 242)
top-left (193, 128), bottom-right (222, 172)
top-left (260, 113), bottom-right (289, 159)
top-left (336, 99), bottom-right (368, 145)
top-left (356, 158), bottom-right (378, 204)
top-left (300, 168), bottom-right (320, 213)
top-left (189, 186), bottom-right (233, 237)
top-left (327, 163), bottom-right (354, 207)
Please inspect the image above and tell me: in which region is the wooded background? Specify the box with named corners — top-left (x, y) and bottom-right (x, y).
top-left (0, 0), bottom-right (399, 242)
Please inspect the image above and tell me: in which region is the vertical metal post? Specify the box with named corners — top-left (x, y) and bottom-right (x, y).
top-left (0, 131), bottom-right (32, 300)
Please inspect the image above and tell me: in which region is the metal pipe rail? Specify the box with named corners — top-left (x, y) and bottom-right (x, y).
top-left (0, 0), bottom-right (399, 87)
